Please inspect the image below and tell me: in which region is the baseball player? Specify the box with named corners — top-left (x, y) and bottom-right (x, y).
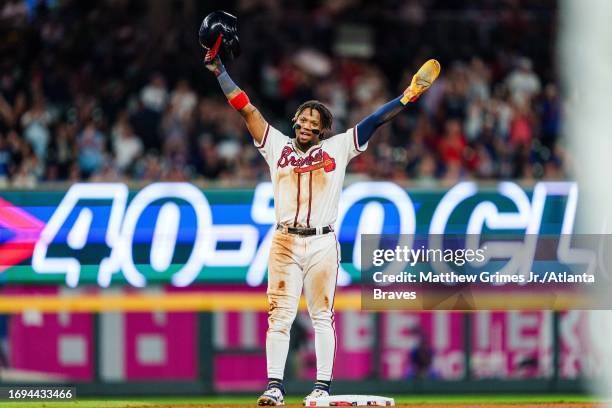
top-left (204, 50), bottom-right (440, 405)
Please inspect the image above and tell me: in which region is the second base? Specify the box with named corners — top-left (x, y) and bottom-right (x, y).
top-left (304, 395), bottom-right (395, 407)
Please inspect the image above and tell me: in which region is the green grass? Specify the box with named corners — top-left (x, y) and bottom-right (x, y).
top-left (0, 394), bottom-right (600, 408)
top-left (393, 394), bottom-right (597, 404)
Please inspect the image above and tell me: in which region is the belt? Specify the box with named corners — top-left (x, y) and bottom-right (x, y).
top-left (276, 224), bottom-right (333, 236)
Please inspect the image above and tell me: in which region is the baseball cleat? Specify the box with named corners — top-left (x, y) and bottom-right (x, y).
top-left (303, 388), bottom-right (330, 405)
top-left (257, 386), bottom-right (285, 406)
top-left (401, 59), bottom-right (441, 104)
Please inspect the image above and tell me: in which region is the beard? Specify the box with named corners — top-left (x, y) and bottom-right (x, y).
top-left (295, 138), bottom-right (316, 152)
top-left (294, 131), bottom-right (321, 152)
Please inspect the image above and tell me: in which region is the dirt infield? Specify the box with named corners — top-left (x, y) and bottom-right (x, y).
top-left (128, 404), bottom-right (602, 408)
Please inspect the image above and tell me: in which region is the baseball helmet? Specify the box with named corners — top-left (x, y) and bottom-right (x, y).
top-left (199, 10), bottom-right (241, 61)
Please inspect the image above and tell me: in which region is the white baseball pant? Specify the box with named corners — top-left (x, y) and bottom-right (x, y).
top-left (265, 228), bottom-right (339, 381)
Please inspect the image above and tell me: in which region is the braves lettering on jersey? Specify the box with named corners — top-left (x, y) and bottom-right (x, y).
top-left (255, 125), bottom-right (368, 227)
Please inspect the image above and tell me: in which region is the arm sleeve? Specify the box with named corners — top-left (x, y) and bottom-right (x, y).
top-left (355, 96), bottom-right (404, 147)
top-left (212, 59), bottom-right (243, 99)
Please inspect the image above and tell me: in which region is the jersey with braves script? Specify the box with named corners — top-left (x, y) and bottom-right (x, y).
top-left (255, 124), bottom-right (368, 228)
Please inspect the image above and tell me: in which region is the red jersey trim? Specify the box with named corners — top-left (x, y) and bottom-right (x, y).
top-left (353, 127), bottom-right (365, 152)
top-left (306, 172), bottom-right (313, 227)
top-left (293, 172), bottom-right (301, 227)
top-left (255, 124), bottom-right (270, 149)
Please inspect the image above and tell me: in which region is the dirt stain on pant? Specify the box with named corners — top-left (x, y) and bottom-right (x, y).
top-left (268, 231), bottom-right (295, 295)
top-left (267, 231), bottom-right (298, 337)
top-left (304, 238), bottom-right (338, 317)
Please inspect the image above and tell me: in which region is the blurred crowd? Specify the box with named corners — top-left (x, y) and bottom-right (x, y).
top-left (0, 0), bottom-right (563, 187)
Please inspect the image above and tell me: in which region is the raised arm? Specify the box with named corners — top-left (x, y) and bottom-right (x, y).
top-left (356, 59), bottom-right (441, 147)
top-left (204, 54), bottom-right (267, 144)
top-left (356, 96), bottom-right (405, 146)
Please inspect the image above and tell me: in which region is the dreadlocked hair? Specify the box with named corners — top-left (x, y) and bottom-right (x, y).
top-left (293, 100), bottom-right (333, 138)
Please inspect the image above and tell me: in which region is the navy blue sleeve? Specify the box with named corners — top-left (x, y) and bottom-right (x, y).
top-left (356, 96), bottom-right (404, 147)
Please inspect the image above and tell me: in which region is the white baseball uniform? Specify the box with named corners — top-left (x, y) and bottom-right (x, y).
top-left (255, 124), bottom-right (367, 381)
